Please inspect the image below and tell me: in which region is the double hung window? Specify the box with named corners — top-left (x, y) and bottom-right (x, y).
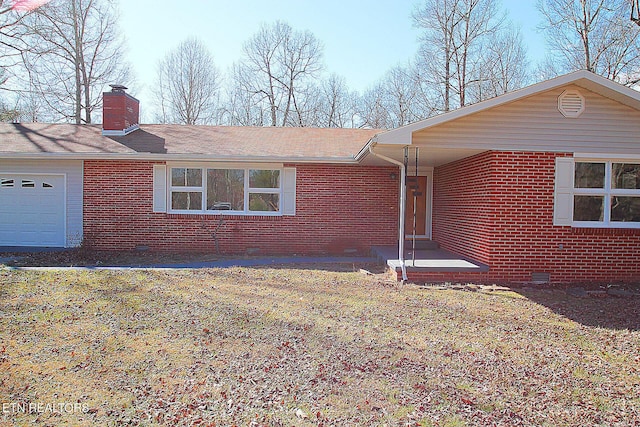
top-left (573, 162), bottom-right (640, 225)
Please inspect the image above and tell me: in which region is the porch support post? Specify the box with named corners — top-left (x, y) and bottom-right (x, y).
top-left (399, 163), bottom-right (406, 278)
top-left (368, 144), bottom-right (407, 281)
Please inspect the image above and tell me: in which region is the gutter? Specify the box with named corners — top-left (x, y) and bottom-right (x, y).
top-left (354, 134), bottom-right (378, 161)
top-left (368, 142), bottom-right (407, 282)
top-left (0, 152), bottom-right (361, 164)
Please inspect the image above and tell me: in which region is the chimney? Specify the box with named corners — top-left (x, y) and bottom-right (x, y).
top-left (102, 84), bottom-right (140, 136)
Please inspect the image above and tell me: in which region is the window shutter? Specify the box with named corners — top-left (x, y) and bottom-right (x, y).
top-left (153, 164), bottom-right (167, 213)
top-left (282, 167), bottom-right (296, 216)
top-left (553, 157), bottom-right (574, 226)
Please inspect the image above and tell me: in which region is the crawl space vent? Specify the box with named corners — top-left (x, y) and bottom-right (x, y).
top-left (558, 89), bottom-right (585, 118)
top-left (531, 272), bottom-right (550, 284)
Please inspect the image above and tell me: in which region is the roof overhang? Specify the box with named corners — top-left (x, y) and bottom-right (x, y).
top-left (372, 70), bottom-right (640, 147)
top-left (0, 152), bottom-right (361, 164)
top-left (359, 143), bottom-right (486, 167)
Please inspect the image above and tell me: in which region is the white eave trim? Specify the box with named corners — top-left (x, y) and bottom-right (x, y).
top-left (375, 70), bottom-right (640, 145)
top-left (354, 137), bottom-right (377, 162)
top-left (573, 153), bottom-right (640, 161)
top-left (0, 152), bottom-right (360, 164)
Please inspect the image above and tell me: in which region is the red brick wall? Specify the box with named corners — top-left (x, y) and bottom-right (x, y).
top-left (433, 151), bottom-right (640, 284)
top-left (103, 91), bottom-right (139, 131)
top-left (432, 151), bottom-right (494, 265)
top-left (83, 161), bottom-right (399, 255)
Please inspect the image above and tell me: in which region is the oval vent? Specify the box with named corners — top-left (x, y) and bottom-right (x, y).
top-left (558, 89), bottom-right (585, 118)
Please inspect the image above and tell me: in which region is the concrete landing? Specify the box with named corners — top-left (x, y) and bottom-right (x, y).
top-left (372, 246), bottom-right (489, 273)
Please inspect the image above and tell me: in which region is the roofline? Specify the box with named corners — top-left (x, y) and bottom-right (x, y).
top-left (375, 70), bottom-right (640, 145)
top-left (0, 152), bottom-right (361, 164)
top-left (354, 137), bottom-right (375, 161)
top-left (354, 130), bottom-right (400, 162)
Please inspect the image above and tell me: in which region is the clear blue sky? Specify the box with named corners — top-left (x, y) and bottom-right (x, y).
top-left (117, 0), bottom-right (546, 121)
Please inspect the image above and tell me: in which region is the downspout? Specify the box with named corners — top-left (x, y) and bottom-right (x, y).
top-left (368, 144), bottom-right (408, 282)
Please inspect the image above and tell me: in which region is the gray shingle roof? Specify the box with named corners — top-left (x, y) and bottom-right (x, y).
top-left (0, 123), bottom-right (381, 160)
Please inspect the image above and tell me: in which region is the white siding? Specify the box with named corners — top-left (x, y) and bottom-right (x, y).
top-left (0, 159), bottom-right (83, 247)
top-left (413, 85), bottom-right (640, 155)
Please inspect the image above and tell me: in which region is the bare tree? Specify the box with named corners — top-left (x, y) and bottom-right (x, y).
top-left (413, 0), bottom-right (458, 112)
top-left (154, 38), bottom-right (220, 125)
top-left (220, 62), bottom-right (268, 126)
top-left (0, 96), bottom-right (19, 121)
top-left (315, 74), bottom-right (358, 128)
top-left (413, 0), bottom-right (522, 112)
top-left (387, 65), bottom-right (431, 126)
top-left (234, 21), bottom-right (324, 127)
top-left (357, 64), bottom-right (435, 129)
top-left (538, 0), bottom-right (640, 84)
top-left (468, 26), bottom-right (530, 102)
top-left (20, 0), bottom-right (130, 124)
top-left (0, 1), bottom-right (40, 91)
top-left (358, 83), bottom-right (390, 129)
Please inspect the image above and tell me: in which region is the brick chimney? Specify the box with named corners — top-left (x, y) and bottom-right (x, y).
top-left (102, 85), bottom-right (140, 136)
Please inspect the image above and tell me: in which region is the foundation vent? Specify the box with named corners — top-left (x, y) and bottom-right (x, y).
top-left (558, 89), bottom-right (585, 118)
top-left (531, 272), bottom-right (551, 284)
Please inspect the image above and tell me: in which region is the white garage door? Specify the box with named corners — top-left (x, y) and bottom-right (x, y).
top-left (0, 174), bottom-right (66, 247)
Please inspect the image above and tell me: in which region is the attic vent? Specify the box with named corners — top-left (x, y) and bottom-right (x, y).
top-left (558, 89), bottom-right (585, 118)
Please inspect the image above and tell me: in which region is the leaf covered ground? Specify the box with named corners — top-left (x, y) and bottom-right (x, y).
top-left (0, 267), bottom-right (638, 426)
top-left (0, 249), bottom-right (230, 267)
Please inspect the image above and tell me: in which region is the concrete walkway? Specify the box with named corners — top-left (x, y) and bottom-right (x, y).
top-left (4, 256), bottom-right (379, 271)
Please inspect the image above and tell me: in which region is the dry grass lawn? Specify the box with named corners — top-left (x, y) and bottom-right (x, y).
top-left (0, 266), bottom-right (638, 426)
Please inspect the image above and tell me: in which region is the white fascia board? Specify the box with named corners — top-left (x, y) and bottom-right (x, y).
top-left (354, 137), bottom-right (378, 161)
top-left (574, 75), bottom-right (640, 110)
top-left (574, 153), bottom-right (640, 160)
top-left (0, 152), bottom-right (360, 164)
top-left (375, 70), bottom-right (640, 145)
top-left (354, 138), bottom-right (372, 161)
top-left (371, 127), bottom-right (413, 146)
top-left (168, 160), bottom-right (285, 169)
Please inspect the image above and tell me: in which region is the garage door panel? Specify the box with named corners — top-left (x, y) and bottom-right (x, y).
top-left (19, 231), bottom-right (39, 246)
top-left (0, 173), bottom-right (66, 247)
top-left (0, 226), bottom-right (17, 244)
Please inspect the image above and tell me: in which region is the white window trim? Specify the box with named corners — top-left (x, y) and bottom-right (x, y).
top-left (572, 159), bottom-right (640, 228)
top-left (167, 163), bottom-right (285, 216)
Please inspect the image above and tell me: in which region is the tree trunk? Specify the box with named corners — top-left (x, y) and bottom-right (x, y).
top-left (72, 0), bottom-right (82, 124)
top-left (580, 0), bottom-right (592, 71)
top-left (460, 4), bottom-right (472, 108)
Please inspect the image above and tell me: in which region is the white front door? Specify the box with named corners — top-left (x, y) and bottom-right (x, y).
top-left (0, 174), bottom-right (66, 247)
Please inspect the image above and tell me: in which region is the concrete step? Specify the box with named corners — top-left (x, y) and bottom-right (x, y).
top-left (405, 238), bottom-right (439, 250)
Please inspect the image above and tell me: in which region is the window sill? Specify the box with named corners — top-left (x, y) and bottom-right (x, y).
top-left (165, 212), bottom-right (285, 220)
top-left (571, 226), bottom-right (640, 236)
